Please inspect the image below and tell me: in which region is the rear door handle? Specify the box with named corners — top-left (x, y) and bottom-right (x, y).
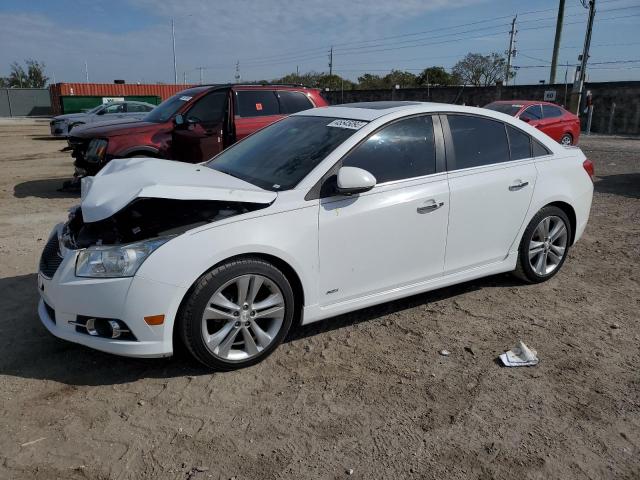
top-left (417, 200), bottom-right (444, 214)
top-left (509, 181), bottom-right (529, 191)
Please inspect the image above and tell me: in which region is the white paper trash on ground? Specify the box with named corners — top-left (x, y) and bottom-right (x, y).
top-left (499, 341), bottom-right (539, 367)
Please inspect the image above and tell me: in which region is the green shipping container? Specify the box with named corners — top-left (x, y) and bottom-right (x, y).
top-left (60, 95), bottom-right (161, 114)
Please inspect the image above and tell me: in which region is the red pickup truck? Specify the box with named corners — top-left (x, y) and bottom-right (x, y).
top-left (68, 84), bottom-right (327, 179)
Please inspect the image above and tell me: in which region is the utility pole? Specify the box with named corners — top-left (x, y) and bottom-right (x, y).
top-left (330, 46), bottom-right (334, 76)
top-left (198, 67), bottom-right (204, 85)
top-left (84, 61), bottom-right (89, 82)
top-left (549, 0), bottom-right (566, 84)
top-left (505, 16), bottom-right (517, 86)
top-left (235, 61), bottom-right (240, 83)
top-left (570, 0), bottom-right (596, 115)
top-left (183, 71), bottom-right (187, 84)
top-left (171, 18), bottom-right (178, 84)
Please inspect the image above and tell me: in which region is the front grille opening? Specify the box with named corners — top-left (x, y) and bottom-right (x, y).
top-left (39, 235), bottom-right (63, 278)
top-left (43, 301), bottom-right (56, 324)
top-left (73, 316), bottom-right (138, 341)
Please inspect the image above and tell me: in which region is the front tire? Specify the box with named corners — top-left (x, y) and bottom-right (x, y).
top-left (178, 258), bottom-right (295, 370)
top-left (514, 206), bottom-right (572, 283)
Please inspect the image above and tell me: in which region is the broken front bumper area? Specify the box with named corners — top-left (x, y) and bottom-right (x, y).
top-left (37, 226), bottom-right (187, 358)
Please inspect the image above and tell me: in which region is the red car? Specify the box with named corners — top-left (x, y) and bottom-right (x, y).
top-left (484, 100), bottom-right (580, 146)
top-left (68, 84), bottom-right (327, 178)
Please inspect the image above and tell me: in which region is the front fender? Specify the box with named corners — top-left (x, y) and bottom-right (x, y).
top-left (135, 204), bottom-right (320, 306)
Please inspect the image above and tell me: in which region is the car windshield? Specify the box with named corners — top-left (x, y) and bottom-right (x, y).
top-left (144, 88), bottom-right (207, 123)
top-left (206, 116), bottom-right (364, 191)
top-left (484, 102), bottom-right (522, 116)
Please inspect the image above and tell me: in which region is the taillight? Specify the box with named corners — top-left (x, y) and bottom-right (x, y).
top-left (583, 159), bottom-right (595, 181)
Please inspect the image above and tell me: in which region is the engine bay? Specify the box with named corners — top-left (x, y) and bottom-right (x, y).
top-left (62, 198), bottom-right (267, 249)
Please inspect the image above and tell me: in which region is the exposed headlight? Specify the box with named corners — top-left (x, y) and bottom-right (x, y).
top-left (75, 237), bottom-right (173, 278)
top-left (86, 138), bottom-right (108, 163)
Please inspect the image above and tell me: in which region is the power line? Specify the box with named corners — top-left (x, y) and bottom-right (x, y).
top-left (185, 7), bottom-right (640, 75)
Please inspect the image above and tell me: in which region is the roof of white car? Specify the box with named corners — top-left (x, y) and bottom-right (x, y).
top-left (299, 101), bottom-right (489, 121)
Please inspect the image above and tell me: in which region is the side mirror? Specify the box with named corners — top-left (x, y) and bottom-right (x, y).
top-left (336, 166), bottom-right (376, 195)
top-left (520, 117), bottom-right (531, 123)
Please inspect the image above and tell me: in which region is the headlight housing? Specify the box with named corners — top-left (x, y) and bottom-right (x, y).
top-left (86, 138), bottom-right (108, 163)
top-left (75, 237), bottom-right (173, 278)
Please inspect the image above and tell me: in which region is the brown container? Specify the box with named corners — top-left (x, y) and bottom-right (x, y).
top-left (48, 83), bottom-right (195, 115)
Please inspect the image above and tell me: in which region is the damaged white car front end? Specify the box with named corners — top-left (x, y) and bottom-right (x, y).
top-left (37, 157), bottom-right (277, 357)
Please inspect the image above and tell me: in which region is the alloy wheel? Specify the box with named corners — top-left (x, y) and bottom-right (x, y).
top-left (528, 215), bottom-right (568, 276)
top-left (560, 134), bottom-right (572, 145)
top-left (201, 274), bottom-right (285, 361)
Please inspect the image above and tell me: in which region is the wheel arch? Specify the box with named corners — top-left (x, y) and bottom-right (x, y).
top-left (173, 252), bottom-right (306, 348)
top-left (119, 145), bottom-right (161, 158)
top-left (546, 200), bottom-right (577, 245)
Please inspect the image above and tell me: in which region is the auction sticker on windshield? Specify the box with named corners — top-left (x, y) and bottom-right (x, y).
top-left (179, 96), bottom-right (192, 101)
top-left (327, 119), bottom-right (368, 130)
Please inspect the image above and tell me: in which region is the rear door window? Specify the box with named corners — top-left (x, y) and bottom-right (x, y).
top-left (519, 105), bottom-right (543, 121)
top-left (542, 105), bottom-right (564, 118)
top-left (235, 90), bottom-right (279, 117)
top-left (342, 115), bottom-right (436, 183)
top-left (277, 91), bottom-right (314, 114)
top-left (447, 115), bottom-right (510, 170)
top-left (506, 125), bottom-right (532, 160)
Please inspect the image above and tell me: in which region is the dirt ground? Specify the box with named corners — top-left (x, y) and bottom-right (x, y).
top-left (0, 118), bottom-right (638, 480)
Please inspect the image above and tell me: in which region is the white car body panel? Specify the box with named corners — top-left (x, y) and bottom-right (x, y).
top-left (318, 173), bottom-right (449, 305)
top-left (445, 159), bottom-right (537, 273)
top-left (38, 102), bottom-right (593, 358)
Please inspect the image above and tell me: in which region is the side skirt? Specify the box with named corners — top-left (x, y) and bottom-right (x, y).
top-left (301, 252), bottom-right (518, 325)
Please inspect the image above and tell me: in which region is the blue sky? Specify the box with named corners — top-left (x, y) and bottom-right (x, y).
top-left (1, 0), bottom-right (639, 85)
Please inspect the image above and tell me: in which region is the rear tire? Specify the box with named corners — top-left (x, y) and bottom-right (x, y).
top-left (559, 133), bottom-right (573, 145)
top-left (514, 206), bottom-right (572, 283)
top-left (178, 257), bottom-right (295, 371)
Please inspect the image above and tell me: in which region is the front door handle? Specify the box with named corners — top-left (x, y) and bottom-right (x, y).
top-left (509, 181), bottom-right (529, 191)
top-left (417, 201), bottom-right (444, 214)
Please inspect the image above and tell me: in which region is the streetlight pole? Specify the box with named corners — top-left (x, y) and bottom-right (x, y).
top-left (171, 18), bottom-right (178, 84)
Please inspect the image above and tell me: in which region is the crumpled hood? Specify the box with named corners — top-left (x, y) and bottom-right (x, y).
top-left (80, 157), bottom-right (277, 222)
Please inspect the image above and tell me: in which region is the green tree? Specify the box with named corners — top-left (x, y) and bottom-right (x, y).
top-left (417, 66), bottom-right (457, 86)
top-left (7, 59), bottom-right (49, 87)
top-left (452, 53), bottom-right (514, 87)
top-left (381, 70), bottom-right (418, 88)
top-left (274, 71), bottom-right (354, 90)
top-left (356, 73), bottom-right (385, 89)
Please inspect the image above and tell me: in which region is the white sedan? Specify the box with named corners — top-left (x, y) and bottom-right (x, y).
top-left (37, 101), bottom-right (594, 370)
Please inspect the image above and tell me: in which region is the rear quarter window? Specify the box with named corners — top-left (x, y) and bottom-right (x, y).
top-left (532, 140), bottom-right (551, 157)
top-left (235, 91), bottom-right (279, 117)
top-left (277, 91), bottom-right (314, 114)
